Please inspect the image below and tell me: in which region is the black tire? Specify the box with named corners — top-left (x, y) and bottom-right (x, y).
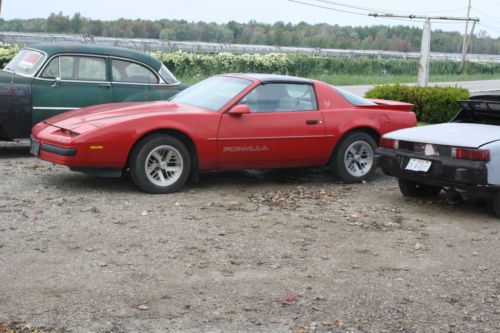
top-left (330, 131), bottom-right (377, 183)
top-left (493, 192), bottom-right (500, 219)
top-left (129, 134), bottom-right (191, 194)
top-left (398, 178), bottom-right (442, 197)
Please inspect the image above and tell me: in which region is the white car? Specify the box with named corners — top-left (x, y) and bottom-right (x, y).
top-left (377, 95), bottom-right (500, 218)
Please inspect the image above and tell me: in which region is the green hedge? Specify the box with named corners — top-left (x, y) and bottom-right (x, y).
top-left (365, 84), bottom-right (470, 124)
top-left (1, 46), bottom-right (499, 79)
top-left (156, 51), bottom-right (500, 78)
top-left (0, 45), bottom-right (18, 68)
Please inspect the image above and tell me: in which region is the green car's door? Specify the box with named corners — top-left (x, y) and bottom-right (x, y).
top-left (111, 58), bottom-right (154, 102)
top-left (110, 58), bottom-right (182, 102)
top-left (31, 55), bottom-right (113, 125)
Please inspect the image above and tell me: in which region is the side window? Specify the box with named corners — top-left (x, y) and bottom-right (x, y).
top-left (240, 83), bottom-right (317, 113)
top-left (60, 56), bottom-right (75, 80)
top-left (78, 57), bottom-right (106, 81)
top-left (41, 57), bottom-right (59, 78)
top-left (111, 59), bottom-right (159, 84)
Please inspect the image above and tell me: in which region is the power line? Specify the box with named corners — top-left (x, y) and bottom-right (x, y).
top-left (471, 7), bottom-right (500, 28)
top-left (288, 0), bottom-right (367, 16)
top-left (314, 0), bottom-right (467, 15)
top-left (289, 0), bottom-right (429, 23)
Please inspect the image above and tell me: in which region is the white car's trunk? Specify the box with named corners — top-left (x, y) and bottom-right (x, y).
top-left (384, 123), bottom-right (500, 148)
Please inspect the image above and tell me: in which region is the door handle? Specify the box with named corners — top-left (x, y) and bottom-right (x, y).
top-left (98, 83), bottom-right (112, 89)
top-left (306, 119), bottom-right (319, 125)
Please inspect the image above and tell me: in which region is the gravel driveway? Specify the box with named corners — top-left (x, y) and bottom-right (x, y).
top-left (0, 142), bottom-right (499, 333)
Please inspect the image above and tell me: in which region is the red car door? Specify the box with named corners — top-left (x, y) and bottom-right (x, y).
top-left (217, 83), bottom-right (326, 170)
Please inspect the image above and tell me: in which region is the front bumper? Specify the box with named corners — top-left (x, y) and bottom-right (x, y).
top-left (376, 148), bottom-right (498, 193)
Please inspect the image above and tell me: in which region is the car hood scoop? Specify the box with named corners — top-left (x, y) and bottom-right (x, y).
top-left (385, 123), bottom-right (500, 148)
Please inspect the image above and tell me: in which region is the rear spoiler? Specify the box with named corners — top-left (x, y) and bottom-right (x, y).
top-left (366, 98), bottom-right (414, 112)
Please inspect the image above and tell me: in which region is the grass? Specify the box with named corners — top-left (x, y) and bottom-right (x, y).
top-left (178, 73), bottom-right (500, 86)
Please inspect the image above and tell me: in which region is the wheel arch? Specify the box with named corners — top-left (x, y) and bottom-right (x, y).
top-left (126, 128), bottom-right (199, 182)
top-left (329, 126), bottom-right (381, 162)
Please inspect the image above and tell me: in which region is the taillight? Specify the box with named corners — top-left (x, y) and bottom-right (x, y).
top-left (451, 147), bottom-right (490, 161)
top-left (380, 138), bottom-right (399, 149)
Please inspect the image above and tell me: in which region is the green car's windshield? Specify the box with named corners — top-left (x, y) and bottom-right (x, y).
top-left (4, 49), bottom-right (46, 77)
top-left (171, 76), bottom-right (253, 111)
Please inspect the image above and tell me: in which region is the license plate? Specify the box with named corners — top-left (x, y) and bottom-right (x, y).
top-left (30, 139), bottom-right (40, 156)
top-left (405, 158), bottom-right (432, 172)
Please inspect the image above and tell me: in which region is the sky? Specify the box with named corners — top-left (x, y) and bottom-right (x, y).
top-left (2, 0), bottom-right (500, 37)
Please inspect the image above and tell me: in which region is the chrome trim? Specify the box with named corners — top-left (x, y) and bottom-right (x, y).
top-left (34, 77), bottom-right (110, 84)
top-left (33, 106), bottom-right (80, 111)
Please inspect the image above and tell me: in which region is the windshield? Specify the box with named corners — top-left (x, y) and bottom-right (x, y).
top-left (171, 76), bottom-right (253, 111)
top-left (159, 64), bottom-right (178, 84)
top-left (333, 86), bottom-right (377, 106)
top-left (4, 49), bottom-right (46, 77)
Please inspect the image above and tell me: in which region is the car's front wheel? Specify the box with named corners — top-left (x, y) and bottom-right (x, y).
top-left (331, 131), bottom-right (377, 183)
top-left (398, 178), bottom-right (442, 197)
top-left (129, 134), bottom-right (191, 194)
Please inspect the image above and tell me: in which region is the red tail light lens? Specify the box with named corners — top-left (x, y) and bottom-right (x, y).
top-left (452, 148), bottom-right (490, 161)
top-left (380, 138), bottom-right (399, 149)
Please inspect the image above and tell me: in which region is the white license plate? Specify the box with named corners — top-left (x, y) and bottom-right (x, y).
top-left (405, 158), bottom-right (432, 172)
top-left (30, 139), bottom-right (40, 156)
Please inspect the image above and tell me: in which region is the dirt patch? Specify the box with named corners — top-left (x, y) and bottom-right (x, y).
top-left (0, 142), bottom-right (499, 332)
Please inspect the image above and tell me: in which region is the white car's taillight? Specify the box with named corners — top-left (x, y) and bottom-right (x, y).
top-left (451, 147), bottom-right (490, 161)
top-left (379, 138), bottom-right (399, 149)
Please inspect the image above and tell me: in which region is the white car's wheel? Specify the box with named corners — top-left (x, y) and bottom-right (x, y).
top-left (493, 192), bottom-right (500, 219)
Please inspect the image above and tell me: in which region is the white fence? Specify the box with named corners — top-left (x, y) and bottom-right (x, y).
top-left (1, 31), bottom-right (499, 63)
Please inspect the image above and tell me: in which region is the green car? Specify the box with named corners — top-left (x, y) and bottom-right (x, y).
top-left (0, 43), bottom-right (185, 141)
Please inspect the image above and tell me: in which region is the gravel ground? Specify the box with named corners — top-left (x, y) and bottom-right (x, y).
top-left (0, 142), bottom-right (499, 333)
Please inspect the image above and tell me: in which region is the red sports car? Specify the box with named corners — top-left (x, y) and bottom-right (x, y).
top-left (32, 74), bottom-right (416, 193)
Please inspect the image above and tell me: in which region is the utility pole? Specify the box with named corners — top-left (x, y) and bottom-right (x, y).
top-left (369, 13), bottom-right (479, 86)
top-left (0, 0), bottom-right (3, 16)
top-left (419, 18), bottom-right (431, 86)
top-left (459, 0), bottom-right (472, 72)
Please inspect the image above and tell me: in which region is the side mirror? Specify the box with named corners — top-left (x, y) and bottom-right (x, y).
top-left (51, 77), bottom-right (61, 88)
top-left (229, 104), bottom-right (251, 116)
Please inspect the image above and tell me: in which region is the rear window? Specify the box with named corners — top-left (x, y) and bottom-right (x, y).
top-left (4, 49), bottom-right (46, 76)
top-left (333, 86), bottom-right (377, 106)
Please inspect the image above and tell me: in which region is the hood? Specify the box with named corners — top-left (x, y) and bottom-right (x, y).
top-left (384, 123), bottom-right (500, 148)
top-left (44, 101), bottom-right (206, 132)
top-left (0, 70), bottom-right (33, 85)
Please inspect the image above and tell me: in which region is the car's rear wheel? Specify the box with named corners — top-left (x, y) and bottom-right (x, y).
top-left (331, 131), bottom-right (377, 183)
top-left (398, 178), bottom-right (442, 197)
top-left (129, 134), bottom-right (191, 194)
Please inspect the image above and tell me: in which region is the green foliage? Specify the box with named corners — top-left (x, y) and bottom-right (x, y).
top-left (365, 84), bottom-right (470, 123)
top-left (0, 45), bottom-right (19, 68)
top-left (156, 51), bottom-right (500, 79)
top-left (1, 13), bottom-right (499, 54)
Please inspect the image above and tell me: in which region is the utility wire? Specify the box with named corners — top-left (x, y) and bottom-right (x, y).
top-left (471, 7), bottom-right (500, 28)
top-left (288, 0), bottom-right (368, 16)
top-left (289, 0), bottom-right (428, 23)
top-left (314, 0), bottom-right (467, 15)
